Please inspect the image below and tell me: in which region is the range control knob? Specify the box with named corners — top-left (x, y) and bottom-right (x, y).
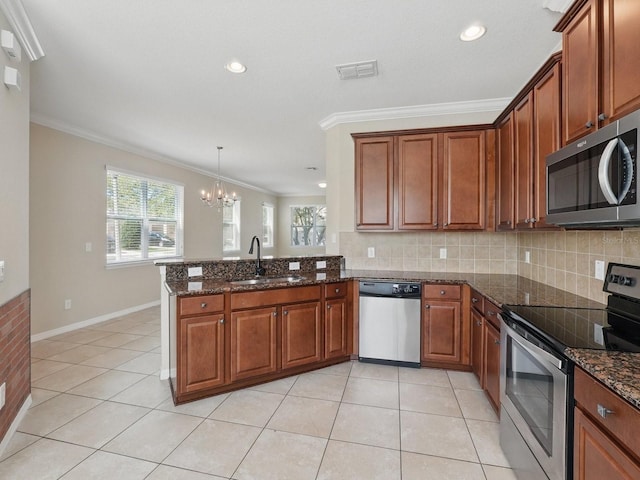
top-left (608, 274), bottom-right (620, 284)
top-left (619, 276), bottom-right (635, 286)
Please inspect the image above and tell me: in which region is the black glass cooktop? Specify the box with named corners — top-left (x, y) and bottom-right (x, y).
top-left (503, 305), bottom-right (640, 353)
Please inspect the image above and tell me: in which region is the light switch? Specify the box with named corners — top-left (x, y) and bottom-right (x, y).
top-left (367, 247), bottom-right (375, 258)
top-left (439, 248), bottom-right (447, 259)
top-left (0, 260), bottom-right (4, 282)
top-left (595, 260), bottom-right (605, 281)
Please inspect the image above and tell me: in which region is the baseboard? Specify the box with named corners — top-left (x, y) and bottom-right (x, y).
top-left (31, 300), bottom-right (161, 342)
top-left (0, 394), bottom-right (32, 459)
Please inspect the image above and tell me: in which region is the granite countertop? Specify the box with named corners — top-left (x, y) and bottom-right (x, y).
top-left (565, 348), bottom-right (640, 410)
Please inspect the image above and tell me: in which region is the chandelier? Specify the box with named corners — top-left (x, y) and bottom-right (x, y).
top-left (201, 146), bottom-right (237, 209)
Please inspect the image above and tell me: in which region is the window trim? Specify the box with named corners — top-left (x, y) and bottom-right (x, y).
top-left (262, 202), bottom-right (275, 248)
top-left (106, 166), bottom-right (184, 266)
top-left (290, 204), bottom-right (326, 247)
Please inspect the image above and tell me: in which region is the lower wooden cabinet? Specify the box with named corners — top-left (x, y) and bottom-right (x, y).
top-left (281, 301), bottom-right (322, 369)
top-left (325, 297), bottom-right (348, 359)
top-left (179, 315), bottom-right (225, 393)
top-left (574, 367), bottom-right (640, 479)
top-left (230, 306), bottom-right (278, 382)
top-left (484, 320), bottom-right (501, 412)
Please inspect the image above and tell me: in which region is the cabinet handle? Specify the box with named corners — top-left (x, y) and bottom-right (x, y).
top-left (335, 288), bottom-right (340, 293)
top-left (201, 302), bottom-right (207, 308)
top-left (524, 218), bottom-right (530, 224)
top-left (472, 297), bottom-right (479, 303)
top-left (327, 305), bottom-right (332, 309)
top-left (425, 304), bottom-right (430, 309)
top-left (597, 404), bottom-right (614, 418)
top-left (585, 120), bottom-right (594, 129)
top-left (443, 222), bottom-right (449, 227)
top-left (440, 290), bottom-right (446, 295)
top-left (283, 310), bottom-right (288, 316)
top-left (433, 222), bottom-right (438, 227)
top-left (273, 311), bottom-right (277, 317)
top-left (598, 113), bottom-right (608, 122)
top-left (476, 320), bottom-right (483, 326)
top-left (530, 218), bottom-right (537, 223)
top-left (219, 318), bottom-right (224, 324)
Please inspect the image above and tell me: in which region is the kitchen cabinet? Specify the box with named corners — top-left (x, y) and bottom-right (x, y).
top-left (281, 301), bottom-right (322, 369)
top-left (557, 0), bottom-right (640, 145)
top-left (422, 284), bottom-right (470, 369)
top-left (574, 367), bottom-right (640, 479)
top-left (354, 128), bottom-right (492, 232)
top-left (469, 288), bottom-right (501, 413)
top-left (325, 282), bottom-right (349, 359)
top-left (495, 53), bottom-right (561, 231)
top-left (496, 113), bottom-right (515, 231)
top-left (177, 294), bottom-right (226, 394)
top-left (230, 306), bottom-right (278, 381)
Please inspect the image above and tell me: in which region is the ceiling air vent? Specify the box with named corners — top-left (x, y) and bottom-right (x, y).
top-left (336, 60), bottom-right (378, 80)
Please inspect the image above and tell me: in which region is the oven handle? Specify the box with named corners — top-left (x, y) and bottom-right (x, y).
top-left (499, 315), bottom-right (565, 371)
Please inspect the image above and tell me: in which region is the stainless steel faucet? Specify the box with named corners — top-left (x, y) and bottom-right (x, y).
top-left (248, 235), bottom-right (266, 276)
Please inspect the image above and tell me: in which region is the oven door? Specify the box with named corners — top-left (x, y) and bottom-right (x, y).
top-left (500, 317), bottom-right (568, 480)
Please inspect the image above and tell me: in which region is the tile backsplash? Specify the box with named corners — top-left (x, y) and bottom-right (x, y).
top-left (339, 229), bottom-right (640, 304)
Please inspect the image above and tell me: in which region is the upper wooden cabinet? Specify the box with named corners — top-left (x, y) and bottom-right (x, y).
top-left (556, 0), bottom-right (640, 145)
top-left (354, 128), bottom-right (493, 232)
top-left (496, 54), bottom-right (561, 231)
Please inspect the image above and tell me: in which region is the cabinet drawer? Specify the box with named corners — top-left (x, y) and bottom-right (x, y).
top-left (424, 284), bottom-right (461, 300)
top-left (179, 294), bottom-right (225, 316)
top-left (574, 367), bottom-right (640, 458)
top-left (470, 289), bottom-right (484, 313)
top-left (325, 282), bottom-right (348, 299)
top-left (231, 285), bottom-right (321, 310)
top-left (483, 301), bottom-right (501, 329)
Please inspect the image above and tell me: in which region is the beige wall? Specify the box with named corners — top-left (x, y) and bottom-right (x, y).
top-left (0, 12), bottom-right (30, 305)
top-left (29, 124), bottom-right (277, 335)
top-left (277, 195), bottom-right (327, 257)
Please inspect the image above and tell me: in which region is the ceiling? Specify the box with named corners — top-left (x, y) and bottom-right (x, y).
top-left (21, 0), bottom-right (566, 196)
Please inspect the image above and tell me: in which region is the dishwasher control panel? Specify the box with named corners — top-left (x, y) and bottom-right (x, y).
top-left (359, 280), bottom-right (421, 298)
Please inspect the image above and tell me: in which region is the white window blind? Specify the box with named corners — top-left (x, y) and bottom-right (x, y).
top-left (262, 203), bottom-right (274, 248)
top-left (223, 200), bottom-right (241, 252)
top-left (290, 205), bottom-right (326, 247)
top-left (106, 169), bottom-right (183, 264)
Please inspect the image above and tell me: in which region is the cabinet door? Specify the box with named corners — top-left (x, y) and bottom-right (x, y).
top-left (355, 136), bottom-right (395, 230)
top-left (484, 320), bottom-right (501, 413)
top-left (497, 113), bottom-right (515, 231)
top-left (470, 309), bottom-right (484, 386)
top-left (574, 408), bottom-right (640, 479)
top-left (562, 0), bottom-right (599, 144)
top-left (281, 301), bottom-right (322, 369)
top-left (602, 0), bottom-right (640, 122)
top-left (230, 307), bottom-right (277, 381)
top-left (325, 298), bottom-right (348, 359)
top-left (422, 301), bottom-right (461, 364)
top-left (533, 63), bottom-right (561, 229)
top-left (398, 134), bottom-right (438, 229)
top-left (441, 131), bottom-right (486, 230)
top-left (514, 92), bottom-right (534, 229)
top-left (179, 315), bottom-right (225, 393)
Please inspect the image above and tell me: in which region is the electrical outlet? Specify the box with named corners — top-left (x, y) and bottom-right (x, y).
top-left (439, 248), bottom-right (447, 259)
top-left (594, 324), bottom-right (604, 346)
top-left (525, 251), bottom-right (531, 264)
top-left (0, 382), bottom-right (5, 410)
top-left (316, 260), bottom-right (326, 269)
top-left (64, 299), bottom-right (72, 310)
top-left (289, 262), bottom-right (300, 270)
top-left (85, 242), bottom-right (92, 252)
top-left (188, 266), bottom-right (203, 277)
top-left (595, 260), bottom-right (605, 281)
top-left (367, 247), bottom-right (375, 258)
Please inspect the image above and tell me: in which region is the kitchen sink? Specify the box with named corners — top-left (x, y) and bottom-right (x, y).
top-left (230, 275), bottom-right (306, 285)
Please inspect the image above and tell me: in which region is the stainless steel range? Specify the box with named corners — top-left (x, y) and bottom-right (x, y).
top-left (499, 263), bottom-right (640, 480)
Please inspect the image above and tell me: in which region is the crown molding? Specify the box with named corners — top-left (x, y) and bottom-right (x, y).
top-left (30, 113), bottom-right (277, 196)
top-left (318, 97), bottom-right (511, 130)
top-left (0, 0), bottom-right (44, 61)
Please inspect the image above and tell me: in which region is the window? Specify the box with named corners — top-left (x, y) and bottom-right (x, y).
top-left (290, 205), bottom-right (326, 247)
top-left (106, 169), bottom-right (183, 264)
top-left (262, 203), bottom-right (274, 248)
top-left (223, 200), bottom-right (241, 252)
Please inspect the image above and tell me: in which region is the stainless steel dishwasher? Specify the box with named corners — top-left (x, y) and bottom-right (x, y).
top-left (358, 280), bottom-right (422, 368)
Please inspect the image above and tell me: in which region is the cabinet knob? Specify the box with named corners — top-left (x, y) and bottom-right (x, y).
top-left (425, 304), bottom-right (430, 309)
top-left (327, 305), bottom-right (332, 309)
top-left (283, 310), bottom-right (288, 316)
top-left (494, 339), bottom-right (501, 345)
top-left (598, 113), bottom-right (608, 122)
top-left (506, 220), bottom-right (511, 225)
top-left (487, 311), bottom-right (496, 316)
top-left (219, 318), bottom-right (224, 324)
top-left (433, 222), bottom-right (438, 227)
top-left (472, 297), bottom-right (479, 303)
top-left (530, 218), bottom-right (537, 223)
top-left (335, 288), bottom-right (340, 293)
top-left (476, 320), bottom-right (483, 326)
top-left (273, 311), bottom-right (277, 317)
top-left (443, 222), bottom-right (449, 227)
top-left (201, 302), bottom-right (207, 308)
top-left (597, 404), bottom-right (614, 418)
top-left (524, 218), bottom-right (530, 224)
top-left (440, 290), bottom-right (446, 295)
top-left (585, 120), bottom-right (594, 129)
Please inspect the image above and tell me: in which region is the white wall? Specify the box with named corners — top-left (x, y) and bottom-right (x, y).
top-left (29, 124), bottom-right (278, 335)
top-left (0, 12), bottom-right (30, 305)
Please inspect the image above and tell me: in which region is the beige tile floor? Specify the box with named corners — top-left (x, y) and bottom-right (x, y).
top-left (0, 306), bottom-right (517, 479)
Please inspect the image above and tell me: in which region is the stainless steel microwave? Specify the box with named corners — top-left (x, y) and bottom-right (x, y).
top-left (546, 109), bottom-right (640, 227)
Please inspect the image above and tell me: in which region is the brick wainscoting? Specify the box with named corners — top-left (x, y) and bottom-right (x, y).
top-left (0, 290), bottom-right (30, 442)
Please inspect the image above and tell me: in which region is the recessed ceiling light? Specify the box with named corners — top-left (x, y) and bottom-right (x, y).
top-left (225, 61), bottom-right (247, 74)
top-left (460, 24), bottom-right (486, 42)
top-left (318, 182), bottom-right (327, 189)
